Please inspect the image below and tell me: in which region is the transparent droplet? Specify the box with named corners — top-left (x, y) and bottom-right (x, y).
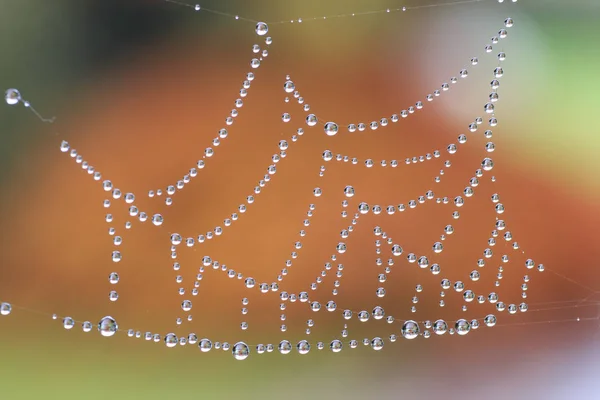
top-left (82, 321), bottom-right (93, 332)
top-left (401, 320), bottom-right (420, 339)
top-left (284, 80), bottom-right (295, 93)
top-left (484, 314), bottom-right (497, 327)
top-left (0, 302), bottom-right (11, 316)
top-left (482, 158), bottom-right (494, 171)
top-left (233, 342), bottom-right (250, 360)
top-left (165, 333), bottom-right (178, 348)
top-left (98, 316), bottom-right (118, 337)
top-left (297, 340), bottom-right (311, 355)
top-left (255, 22), bottom-right (268, 36)
top-left (371, 337), bottom-right (384, 350)
top-left (330, 340), bottom-right (343, 352)
top-left (344, 185), bottom-right (355, 197)
top-left (5, 88), bottom-right (21, 105)
top-left (433, 320), bottom-right (447, 335)
top-left (152, 214), bottom-right (163, 226)
top-left (199, 339), bottom-right (212, 352)
top-left (182, 300), bottom-right (192, 312)
top-left (455, 319), bottom-right (471, 335)
top-left (278, 340), bottom-right (292, 354)
top-left (324, 122), bottom-right (339, 136)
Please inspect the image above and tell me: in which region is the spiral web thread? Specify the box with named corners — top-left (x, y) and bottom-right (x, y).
top-left (2, 0), bottom-right (600, 360)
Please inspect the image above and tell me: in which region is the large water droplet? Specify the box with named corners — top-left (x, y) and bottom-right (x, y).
top-left (98, 316), bottom-right (118, 337)
top-left (324, 122), bottom-right (339, 136)
top-left (1, 302), bottom-right (12, 316)
top-left (165, 333), bottom-right (178, 348)
top-left (401, 320), bottom-right (420, 339)
top-left (5, 89), bottom-right (21, 105)
top-left (255, 22), bottom-right (268, 36)
top-left (232, 342), bottom-right (250, 360)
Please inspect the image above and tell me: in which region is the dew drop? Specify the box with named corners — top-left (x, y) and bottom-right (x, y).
top-left (371, 337), bottom-right (384, 350)
top-left (232, 342), bottom-right (250, 360)
top-left (278, 340), bottom-right (292, 354)
top-left (330, 340), bottom-right (343, 352)
top-left (5, 88), bottom-right (21, 105)
top-left (324, 122), bottom-right (339, 136)
top-left (98, 316), bottom-right (118, 337)
top-left (255, 22), bottom-right (268, 36)
top-left (401, 320), bottom-right (420, 339)
top-left (199, 339), bottom-right (212, 352)
top-left (284, 80), bottom-right (295, 93)
top-left (0, 302), bottom-right (12, 316)
top-left (152, 214), bottom-right (163, 226)
top-left (82, 321), bottom-right (93, 332)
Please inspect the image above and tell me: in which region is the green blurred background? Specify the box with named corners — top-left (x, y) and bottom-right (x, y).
top-left (1, 0), bottom-right (600, 399)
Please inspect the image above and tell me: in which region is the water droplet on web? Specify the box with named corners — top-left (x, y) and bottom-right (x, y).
top-left (482, 158), bottom-right (494, 171)
top-left (108, 272), bottom-right (119, 284)
top-left (98, 316), bottom-right (118, 337)
top-left (278, 340), bottom-right (292, 354)
top-left (455, 319), bottom-right (471, 335)
top-left (63, 317), bottom-right (75, 330)
top-left (165, 333), bottom-right (178, 348)
top-left (284, 80), bottom-right (295, 93)
top-left (371, 337), bottom-right (384, 350)
top-left (152, 214), bottom-right (163, 226)
top-left (5, 89), bottom-right (21, 105)
top-left (344, 185), bottom-right (354, 197)
top-left (199, 339), bottom-right (212, 352)
top-left (1, 302), bottom-right (12, 316)
top-left (182, 300), bottom-right (192, 312)
top-left (297, 340), bottom-right (311, 354)
top-left (484, 315), bottom-right (497, 327)
top-left (330, 340), bottom-right (343, 352)
top-left (60, 141), bottom-right (70, 152)
top-left (324, 122), bottom-right (339, 136)
top-left (232, 342), bottom-right (250, 360)
top-left (82, 321), bottom-right (92, 332)
top-left (401, 320), bottom-right (420, 339)
top-left (255, 22), bottom-right (268, 36)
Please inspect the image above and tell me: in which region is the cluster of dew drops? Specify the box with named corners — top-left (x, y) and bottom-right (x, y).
top-left (0, 10), bottom-right (529, 361)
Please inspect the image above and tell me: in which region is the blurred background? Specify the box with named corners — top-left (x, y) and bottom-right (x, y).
top-left (1, 0), bottom-right (599, 399)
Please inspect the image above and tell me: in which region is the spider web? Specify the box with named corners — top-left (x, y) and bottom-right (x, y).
top-left (2, 0), bottom-right (599, 361)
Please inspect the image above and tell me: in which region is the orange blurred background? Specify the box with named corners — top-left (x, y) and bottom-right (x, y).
top-left (1, 0), bottom-right (599, 399)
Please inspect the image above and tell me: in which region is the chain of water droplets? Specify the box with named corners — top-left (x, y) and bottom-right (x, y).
top-left (3, 7), bottom-right (600, 359)
top-left (164, 0), bottom-right (519, 26)
top-left (92, 13), bottom-right (515, 317)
